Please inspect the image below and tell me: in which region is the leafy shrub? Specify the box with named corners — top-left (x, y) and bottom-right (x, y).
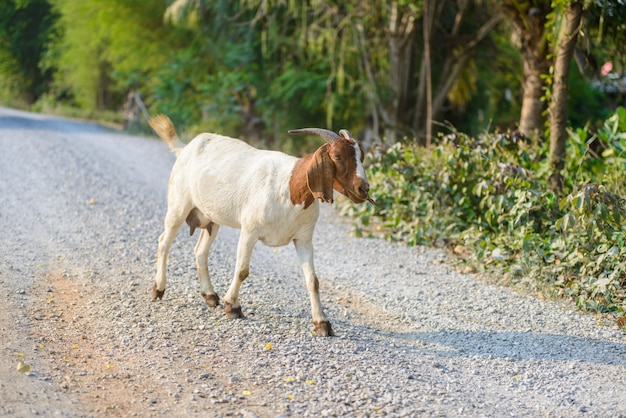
top-left (343, 107), bottom-right (626, 315)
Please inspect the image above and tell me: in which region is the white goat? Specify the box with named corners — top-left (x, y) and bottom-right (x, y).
top-left (149, 115), bottom-right (373, 336)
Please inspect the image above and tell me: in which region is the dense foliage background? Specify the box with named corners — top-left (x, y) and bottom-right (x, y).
top-left (1, 0), bottom-right (626, 320)
top-left (3, 0), bottom-right (624, 142)
top-left (342, 107), bottom-right (626, 316)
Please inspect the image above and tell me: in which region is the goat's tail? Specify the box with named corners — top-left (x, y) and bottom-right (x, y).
top-left (149, 114), bottom-right (184, 156)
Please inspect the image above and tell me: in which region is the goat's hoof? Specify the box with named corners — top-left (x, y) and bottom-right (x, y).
top-left (152, 284), bottom-right (165, 301)
top-left (202, 293), bottom-right (219, 307)
top-left (313, 321), bottom-right (334, 337)
top-left (224, 302), bottom-right (245, 319)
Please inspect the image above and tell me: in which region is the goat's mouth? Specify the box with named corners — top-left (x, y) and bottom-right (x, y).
top-left (347, 190), bottom-right (376, 205)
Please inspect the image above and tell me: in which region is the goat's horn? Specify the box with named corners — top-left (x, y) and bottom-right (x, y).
top-left (288, 128), bottom-right (341, 143)
top-left (338, 129), bottom-right (353, 139)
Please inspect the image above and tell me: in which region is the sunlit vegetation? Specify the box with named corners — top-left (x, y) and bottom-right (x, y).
top-left (342, 107), bottom-right (626, 315)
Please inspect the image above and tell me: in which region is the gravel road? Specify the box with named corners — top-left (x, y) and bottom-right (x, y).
top-left (1, 106), bottom-right (625, 417)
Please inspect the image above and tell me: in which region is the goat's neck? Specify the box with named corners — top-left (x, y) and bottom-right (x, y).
top-left (289, 155), bottom-right (316, 209)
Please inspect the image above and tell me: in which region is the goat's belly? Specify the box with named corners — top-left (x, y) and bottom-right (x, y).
top-left (256, 220), bottom-right (298, 247)
top-left (202, 212), bottom-right (241, 230)
top-left (192, 197), bottom-right (242, 229)
top-left (259, 234), bottom-right (293, 247)
top-left (257, 218), bottom-right (315, 247)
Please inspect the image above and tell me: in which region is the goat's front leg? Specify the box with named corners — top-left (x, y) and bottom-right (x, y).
top-left (223, 229), bottom-right (257, 319)
top-left (294, 239), bottom-right (333, 336)
top-left (153, 208), bottom-right (186, 300)
top-left (194, 226), bottom-right (220, 307)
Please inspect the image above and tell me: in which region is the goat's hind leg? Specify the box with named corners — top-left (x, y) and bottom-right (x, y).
top-left (195, 225), bottom-right (220, 307)
top-left (153, 208), bottom-right (186, 301)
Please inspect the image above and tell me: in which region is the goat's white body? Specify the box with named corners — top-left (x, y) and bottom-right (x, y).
top-left (153, 128), bottom-right (330, 333)
top-left (169, 133), bottom-right (319, 246)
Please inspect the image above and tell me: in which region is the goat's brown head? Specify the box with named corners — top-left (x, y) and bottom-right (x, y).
top-left (289, 128), bottom-right (374, 205)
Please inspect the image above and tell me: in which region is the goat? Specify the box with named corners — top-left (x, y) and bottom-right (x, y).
top-left (148, 115), bottom-right (373, 336)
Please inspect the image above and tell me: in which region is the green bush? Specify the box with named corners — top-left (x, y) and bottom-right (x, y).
top-left (343, 107), bottom-right (626, 315)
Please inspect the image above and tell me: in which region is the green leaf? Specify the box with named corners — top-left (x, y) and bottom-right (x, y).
top-left (556, 213), bottom-right (576, 231)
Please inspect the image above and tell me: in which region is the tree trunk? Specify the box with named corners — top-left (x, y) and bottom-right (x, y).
top-left (413, 5), bottom-right (501, 142)
top-left (413, 0), bottom-right (440, 143)
top-left (354, 22), bottom-right (384, 150)
top-left (519, 58), bottom-right (549, 136)
top-left (548, 1), bottom-right (584, 193)
top-left (385, 0), bottom-right (416, 144)
top-left (422, 0), bottom-right (433, 147)
top-left (355, 2), bottom-right (417, 147)
top-left (502, 1), bottom-right (552, 137)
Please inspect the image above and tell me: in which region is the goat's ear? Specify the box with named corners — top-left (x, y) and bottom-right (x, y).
top-left (307, 144), bottom-right (335, 203)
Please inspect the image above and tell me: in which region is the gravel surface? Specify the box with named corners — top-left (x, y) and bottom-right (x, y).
top-left (1, 106), bottom-right (625, 417)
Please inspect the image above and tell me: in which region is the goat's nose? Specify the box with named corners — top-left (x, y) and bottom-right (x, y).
top-left (358, 182), bottom-right (370, 196)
